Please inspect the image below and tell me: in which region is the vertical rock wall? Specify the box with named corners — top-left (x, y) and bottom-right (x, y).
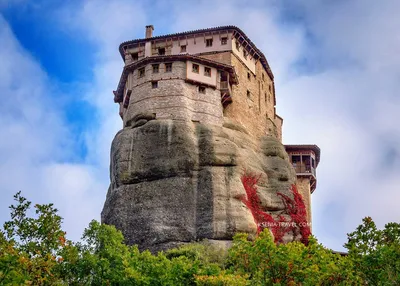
top-left (102, 116), bottom-right (298, 252)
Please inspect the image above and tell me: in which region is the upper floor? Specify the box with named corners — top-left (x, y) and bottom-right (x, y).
top-left (285, 145), bottom-right (321, 193)
top-left (119, 25), bottom-right (273, 82)
top-left (114, 26), bottom-right (283, 140)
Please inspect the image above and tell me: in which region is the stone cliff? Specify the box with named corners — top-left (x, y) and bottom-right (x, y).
top-left (101, 114), bottom-right (299, 252)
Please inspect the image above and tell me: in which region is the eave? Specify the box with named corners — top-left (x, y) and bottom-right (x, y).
top-left (118, 25), bottom-right (274, 81)
top-left (284, 144), bottom-right (321, 167)
top-left (113, 54), bottom-right (239, 103)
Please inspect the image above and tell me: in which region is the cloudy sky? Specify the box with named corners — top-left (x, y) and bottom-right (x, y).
top-left (0, 0), bottom-right (399, 251)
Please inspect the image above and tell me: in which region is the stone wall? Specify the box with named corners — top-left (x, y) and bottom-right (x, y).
top-left (296, 177), bottom-right (312, 228)
top-left (123, 61), bottom-right (223, 127)
top-left (221, 54), bottom-right (278, 140)
top-left (199, 51), bottom-right (232, 66)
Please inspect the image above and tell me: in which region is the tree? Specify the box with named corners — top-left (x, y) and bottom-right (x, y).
top-left (1, 192), bottom-right (399, 285)
top-left (227, 230), bottom-right (362, 285)
top-left (345, 217), bottom-right (400, 285)
top-left (1, 191), bottom-right (66, 285)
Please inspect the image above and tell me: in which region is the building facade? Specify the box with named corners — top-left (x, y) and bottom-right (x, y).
top-left (114, 25), bottom-right (281, 140)
top-left (109, 25), bottom-right (321, 246)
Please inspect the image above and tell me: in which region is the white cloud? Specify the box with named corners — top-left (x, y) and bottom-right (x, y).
top-left (1, 0), bottom-right (399, 251)
top-left (57, 0), bottom-right (400, 250)
top-left (277, 0), bottom-right (400, 250)
top-left (0, 15), bottom-right (104, 242)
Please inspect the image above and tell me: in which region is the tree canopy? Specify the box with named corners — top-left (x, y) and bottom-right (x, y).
top-left (1, 192), bottom-right (399, 285)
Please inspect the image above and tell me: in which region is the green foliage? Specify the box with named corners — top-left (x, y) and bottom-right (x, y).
top-left (227, 230), bottom-right (362, 285)
top-left (1, 191), bottom-right (65, 285)
top-left (0, 192), bottom-right (399, 285)
top-left (345, 216), bottom-right (400, 285)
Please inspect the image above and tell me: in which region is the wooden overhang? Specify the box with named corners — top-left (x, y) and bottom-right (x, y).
top-left (284, 145), bottom-right (321, 167)
top-left (119, 26), bottom-right (274, 80)
top-left (113, 54), bottom-right (239, 103)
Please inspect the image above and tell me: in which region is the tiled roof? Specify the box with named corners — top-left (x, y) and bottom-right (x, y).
top-left (118, 25), bottom-right (274, 80)
top-left (114, 54), bottom-right (238, 103)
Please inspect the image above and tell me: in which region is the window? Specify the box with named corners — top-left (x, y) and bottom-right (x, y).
top-left (243, 49), bottom-right (248, 59)
top-left (204, 67), bottom-right (211, 77)
top-left (235, 41), bottom-right (240, 50)
top-left (165, 63), bottom-right (172, 72)
top-left (180, 45), bottom-right (187, 53)
top-left (152, 64), bottom-right (159, 73)
top-left (221, 37), bottom-right (227, 45)
top-left (158, 48), bottom-right (165, 55)
top-left (247, 72), bottom-right (251, 80)
top-left (292, 155), bottom-right (301, 169)
top-left (199, 86), bottom-right (206, 94)
top-left (262, 73), bottom-right (265, 81)
top-left (247, 90), bottom-right (251, 99)
top-left (269, 84), bottom-right (272, 92)
top-left (192, 63), bottom-right (199, 73)
top-left (265, 92), bottom-right (267, 103)
top-left (132, 53), bottom-right (138, 61)
top-left (206, 38), bottom-right (213, 47)
top-left (152, 81), bottom-right (158, 88)
top-left (138, 67), bottom-right (145, 78)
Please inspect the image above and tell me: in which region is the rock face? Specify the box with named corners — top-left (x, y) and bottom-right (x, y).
top-left (101, 115), bottom-right (297, 252)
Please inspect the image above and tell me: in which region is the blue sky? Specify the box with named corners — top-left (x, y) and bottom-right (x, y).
top-left (0, 0), bottom-right (399, 251)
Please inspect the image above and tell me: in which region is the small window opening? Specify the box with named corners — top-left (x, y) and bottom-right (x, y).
top-left (199, 86), bottom-right (206, 94)
top-left (152, 81), bottom-right (158, 89)
top-left (247, 90), bottom-right (251, 99)
top-left (132, 53), bottom-right (138, 61)
top-left (192, 63), bottom-right (199, 73)
top-left (138, 67), bottom-right (145, 78)
top-left (180, 45), bottom-right (187, 53)
top-left (292, 155), bottom-right (301, 168)
top-left (221, 37), bottom-right (227, 45)
top-left (304, 156), bottom-right (311, 172)
top-left (247, 72), bottom-right (251, 80)
top-left (204, 67), bottom-right (211, 77)
top-left (206, 38), bottom-right (213, 47)
top-left (262, 73), bottom-right (265, 81)
top-left (165, 63), bottom-right (172, 72)
top-left (152, 64), bottom-right (159, 73)
top-left (158, 48), bottom-right (165, 55)
top-left (269, 84), bottom-right (272, 92)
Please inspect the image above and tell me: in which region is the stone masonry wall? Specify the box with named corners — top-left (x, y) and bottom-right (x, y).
top-left (123, 61), bottom-right (223, 127)
top-left (296, 177), bottom-right (312, 228)
top-left (198, 51), bottom-right (232, 66)
top-left (222, 54), bottom-right (278, 140)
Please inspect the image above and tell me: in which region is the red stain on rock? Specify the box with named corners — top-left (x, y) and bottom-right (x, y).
top-left (240, 172), bottom-right (310, 244)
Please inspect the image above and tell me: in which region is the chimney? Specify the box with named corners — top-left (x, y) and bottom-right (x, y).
top-left (145, 25), bottom-right (154, 39)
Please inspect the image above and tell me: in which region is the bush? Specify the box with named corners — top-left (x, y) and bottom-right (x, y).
top-left (1, 192), bottom-right (399, 285)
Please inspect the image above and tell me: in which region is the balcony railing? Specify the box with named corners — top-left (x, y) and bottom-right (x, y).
top-left (220, 81), bottom-right (231, 93)
top-left (292, 164), bottom-right (316, 177)
top-left (220, 81), bottom-right (232, 107)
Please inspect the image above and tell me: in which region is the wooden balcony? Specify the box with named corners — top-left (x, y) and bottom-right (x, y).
top-left (220, 81), bottom-right (232, 107)
top-left (292, 164), bottom-right (316, 177)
